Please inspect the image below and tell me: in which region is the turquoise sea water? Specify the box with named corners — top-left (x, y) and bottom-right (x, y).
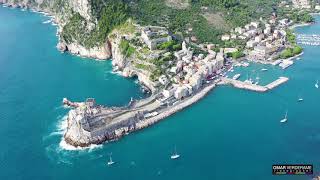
top-left (1, 6), bottom-right (320, 180)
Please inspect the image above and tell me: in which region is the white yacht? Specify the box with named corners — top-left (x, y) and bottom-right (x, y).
top-left (315, 80), bottom-right (319, 89)
top-left (170, 146), bottom-right (180, 160)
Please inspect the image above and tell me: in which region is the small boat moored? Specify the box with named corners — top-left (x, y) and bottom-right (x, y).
top-left (232, 74), bottom-right (241, 80)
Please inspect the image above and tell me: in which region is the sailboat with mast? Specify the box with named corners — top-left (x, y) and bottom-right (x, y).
top-left (255, 73), bottom-right (260, 85)
top-left (298, 94), bottom-right (304, 102)
top-left (170, 146), bottom-right (180, 160)
top-left (280, 111), bottom-right (288, 123)
top-left (107, 153), bottom-right (115, 166)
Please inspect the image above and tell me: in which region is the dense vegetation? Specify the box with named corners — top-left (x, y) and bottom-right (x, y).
top-left (62, 0), bottom-right (129, 47)
top-left (277, 7), bottom-right (315, 23)
top-left (290, 11), bottom-right (314, 23)
top-left (286, 30), bottom-right (296, 44)
top-left (227, 50), bottom-right (245, 59)
top-left (279, 29), bottom-right (303, 59)
top-left (280, 45), bottom-right (303, 59)
top-left (61, 13), bottom-right (87, 45)
top-left (129, 0), bottom-right (281, 44)
top-left (157, 40), bottom-right (181, 51)
top-left (192, 0), bottom-right (280, 27)
top-left (120, 39), bottom-right (135, 57)
top-left (61, 0), bottom-right (290, 48)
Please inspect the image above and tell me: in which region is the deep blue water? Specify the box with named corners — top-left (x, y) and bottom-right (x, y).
top-left (1, 6), bottom-right (320, 180)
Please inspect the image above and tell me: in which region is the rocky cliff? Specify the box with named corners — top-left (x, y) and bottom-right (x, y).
top-left (0, 0), bottom-right (112, 59)
top-left (109, 25), bottom-right (157, 92)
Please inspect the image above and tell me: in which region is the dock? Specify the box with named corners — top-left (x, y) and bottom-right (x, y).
top-left (265, 77), bottom-right (289, 89)
top-left (219, 77), bottom-right (289, 92)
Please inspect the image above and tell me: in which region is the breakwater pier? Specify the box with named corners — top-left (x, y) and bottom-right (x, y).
top-left (219, 77), bottom-right (289, 92)
top-left (63, 81), bottom-right (217, 147)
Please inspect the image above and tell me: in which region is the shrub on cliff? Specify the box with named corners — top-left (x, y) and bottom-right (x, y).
top-left (120, 39), bottom-right (135, 57)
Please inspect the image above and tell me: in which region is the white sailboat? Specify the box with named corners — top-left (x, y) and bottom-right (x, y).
top-left (315, 80), bottom-right (319, 89)
top-left (170, 146), bottom-right (180, 160)
top-left (254, 73), bottom-right (260, 85)
top-left (280, 111), bottom-right (288, 123)
top-left (298, 94), bottom-right (304, 102)
top-left (107, 153), bottom-right (115, 166)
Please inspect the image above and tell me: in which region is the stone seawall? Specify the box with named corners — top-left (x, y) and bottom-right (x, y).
top-left (135, 83), bottom-right (216, 130)
top-left (64, 83), bottom-right (216, 148)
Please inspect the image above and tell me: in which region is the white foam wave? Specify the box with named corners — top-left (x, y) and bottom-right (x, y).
top-left (57, 115), bottom-right (68, 132)
top-left (59, 139), bottom-right (103, 151)
top-left (48, 113), bottom-right (103, 152)
top-left (45, 115), bottom-right (68, 139)
top-left (48, 131), bottom-right (62, 137)
top-left (43, 20), bottom-right (52, 24)
top-left (109, 70), bottom-right (122, 75)
top-left (37, 11), bottom-right (49, 16)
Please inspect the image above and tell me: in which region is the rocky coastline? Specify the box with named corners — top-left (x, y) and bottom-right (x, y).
top-left (0, 0), bottom-right (112, 60)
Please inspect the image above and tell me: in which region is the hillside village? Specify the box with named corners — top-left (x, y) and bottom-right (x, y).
top-left (221, 15), bottom-right (291, 62)
top-left (108, 0), bottom-right (320, 103)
